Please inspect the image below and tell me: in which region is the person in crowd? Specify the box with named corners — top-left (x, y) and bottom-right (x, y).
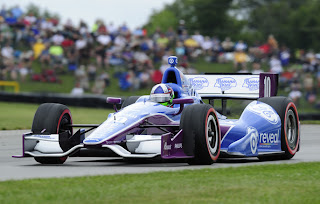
top-left (221, 37), bottom-right (234, 52)
top-left (0, 2), bottom-right (318, 114)
top-left (288, 80), bottom-right (302, 105)
top-left (269, 55), bottom-right (283, 74)
top-left (71, 82), bottom-right (84, 96)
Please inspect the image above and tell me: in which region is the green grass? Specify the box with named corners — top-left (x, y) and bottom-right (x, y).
top-left (300, 120), bottom-right (320, 125)
top-left (0, 162), bottom-right (319, 203)
top-left (0, 101), bottom-right (319, 130)
top-left (0, 102), bottom-right (112, 130)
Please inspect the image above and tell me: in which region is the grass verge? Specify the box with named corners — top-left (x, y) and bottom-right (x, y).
top-left (0, 162), bottom-right (319, 203)
top-left (0, 101), bottom-right (112, 130)
top-left (0, 101), bottom-right (319, 130)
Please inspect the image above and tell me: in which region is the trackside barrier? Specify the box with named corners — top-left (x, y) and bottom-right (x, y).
top-left (0, 92), bottom-right (116, 109)
top-left (0, 81), bottom-right (20, 93)
top-left (0, 92), bottom-right (318, 120)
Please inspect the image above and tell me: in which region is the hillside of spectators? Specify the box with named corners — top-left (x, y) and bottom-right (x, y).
top-left (1, 5), bottom-right (320, 109)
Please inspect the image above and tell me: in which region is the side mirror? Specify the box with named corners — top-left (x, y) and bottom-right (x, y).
top-left (106, 97), bottom-right (122, 112)
top-left (172, 98), bottom-right (194, 115)
top-left (172, 98), bottom-right (194, 105)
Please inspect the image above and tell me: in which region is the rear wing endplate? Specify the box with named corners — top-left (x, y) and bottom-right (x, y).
top-left (185, 73), bottom-right (278, 100)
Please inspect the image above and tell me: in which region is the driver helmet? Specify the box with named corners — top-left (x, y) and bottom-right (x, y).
top-left (150, 84), bottom-right (174, 106)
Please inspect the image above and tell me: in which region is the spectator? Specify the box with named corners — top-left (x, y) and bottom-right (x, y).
top-left (33, 38), bottom-right (45, 59)
top-left (221, 37), bottom-right (234, 52)
top-left (303, 73), bottom-right (316, 104)
top-left (156, 33), bottom-right (169, 49)
top-left (234, 49), bottom-right (247, 71)
top-left (49, 42), bottom-right (64, 71)
top-left (71, 82), bottom-right (84, 96)
top-left (288, 81), bottom-right (302, 105)
top-left (92, 76), bottom-right (105, 94)
top-left (51, 31), bottom-right (64, 45)
top-left (1, 42), bottom-right (14, 66)
top-left (267, 34), bottom-right (278, 54)
top-left (177, 19), bottom-right (186, 37)
top-left (269, 55), bottom-right (283, 74)
top-left (251, 61), bottom-right (264, 74)
top-left (87, 63), bottom-right (97, 82)
top-left (75, 65), bottom-right (89, 91)
top-left (175, 41), bottom-right (186, 57)
top-left (192, 31), bottom-right (204, 46)
top-left (234, 40), bottom-right (247, 51)
top-left (201, 36), bottom-right (213, 58)
top-left (279, 46), bottom-right (290, 66)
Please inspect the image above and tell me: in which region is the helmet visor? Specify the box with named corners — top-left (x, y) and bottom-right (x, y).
top-left (150, 93), bottom-right (171, 103)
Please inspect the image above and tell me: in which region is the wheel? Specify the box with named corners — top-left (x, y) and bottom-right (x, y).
top-left (121, 96), bottom-right (140, 109)
top-left (180, 104), bottom-right (221, 165)
top-left (257, 97), bottom-right (300, 160)
top-left (32, 103), bottom-right (73, 164)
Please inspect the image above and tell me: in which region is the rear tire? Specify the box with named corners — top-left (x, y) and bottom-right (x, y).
top-left (180, 104), bottom-right (221, 165)
top-left (257, 97), bottom-right (300, 160)
top-left (32, 103), bottom-right (73, 164)
top-left (121, 96), bottom-right (140, 109)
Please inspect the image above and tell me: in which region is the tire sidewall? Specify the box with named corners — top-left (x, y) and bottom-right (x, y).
top-left (283, 102), bottom-right (300, 156)
top-left (205, 108), bottom-right (221, 161)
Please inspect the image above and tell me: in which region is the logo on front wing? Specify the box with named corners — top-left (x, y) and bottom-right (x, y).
top-left (260, 130), bottom-right (280, 145)
top-left (247, 102), bottom-right (279, 124)
top-left (248, 126), bottom-right (259, 154)
top-left (214, 77), bottom-right (237, 91)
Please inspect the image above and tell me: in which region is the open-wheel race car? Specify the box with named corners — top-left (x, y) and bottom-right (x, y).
top-left (14, 56), bottom-right (300, 165)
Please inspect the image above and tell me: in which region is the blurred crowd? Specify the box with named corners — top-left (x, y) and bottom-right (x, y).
top-left (0, 5), bottom-right (320, 108)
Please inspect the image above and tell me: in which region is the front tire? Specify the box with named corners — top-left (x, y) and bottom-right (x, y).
top-left (258, 97), bottom-right (300, 160)
top-left (32, 103), bottom-right (73, 164)
top-left (180, 104), bottom-right (221, 165)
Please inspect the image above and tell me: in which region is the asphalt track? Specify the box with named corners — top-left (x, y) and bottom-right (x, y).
top-left (1, 124), bottom-right (319, 181)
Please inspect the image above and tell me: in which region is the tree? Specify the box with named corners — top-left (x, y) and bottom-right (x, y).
top-left (144, 0), bottom-right (237, 38)
top-left (144, 9), bottom-right (178, 34)
top-left (144, 0), bottom-right (320, 50)
top-left (289, 1), bottom-right (320, 50)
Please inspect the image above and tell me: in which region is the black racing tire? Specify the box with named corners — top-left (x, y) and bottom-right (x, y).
top-left (32, 103), bottom-right (73, 164)
top-left (257, 96), bottom-right (300, 160)
top-left (121, 96), bottom-right (140, 109)
top-left (180, 104), bottom-right (221, 165)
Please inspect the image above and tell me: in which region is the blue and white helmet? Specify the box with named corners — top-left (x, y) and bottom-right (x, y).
top-left (150, 84), bottom-right (174, 106)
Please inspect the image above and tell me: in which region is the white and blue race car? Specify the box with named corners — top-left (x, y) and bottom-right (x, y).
top-left (14, 56), bottom-right (300, 165)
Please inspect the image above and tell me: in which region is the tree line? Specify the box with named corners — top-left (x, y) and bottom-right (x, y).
top-left (144, 0), bottom-right (320, 50)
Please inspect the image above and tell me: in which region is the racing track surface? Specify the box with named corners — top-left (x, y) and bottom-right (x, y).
top-left (1, 124), bottom-right (319, 181)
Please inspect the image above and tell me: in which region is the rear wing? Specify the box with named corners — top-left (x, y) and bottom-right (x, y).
top-left (185, 73), bottom-right (278, 100)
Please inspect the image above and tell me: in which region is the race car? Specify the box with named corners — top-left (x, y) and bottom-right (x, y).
top-left (13, 56), bottom-right (300, 165)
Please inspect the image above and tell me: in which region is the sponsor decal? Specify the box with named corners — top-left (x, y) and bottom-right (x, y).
top-left (32, 135), bottom-right (54, 139)
top-left (243, 77), bottom-right (259, 91)
top-left (168, 56), bottom-right (178, 65)
top-left (214, 77), bottom-right (237, 91)
top-left (189, 77), bottom-right (209, 90)
top-left (247, 102), bottom-right (279, 124)
top-left (84, 138), bottom-right (101, 143)
top-left (116, 111), bottom-right (138, 119)
top-left (164, 142), bottom-right (171, 150)
top-left (174, 143), bottom-right (182, 149)
top-left (259, 130), bottom-right (280, 145)
top-left (248, 127), bottom-right (259, 154)
top-left (114, 116), bottom-right (127, 123)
